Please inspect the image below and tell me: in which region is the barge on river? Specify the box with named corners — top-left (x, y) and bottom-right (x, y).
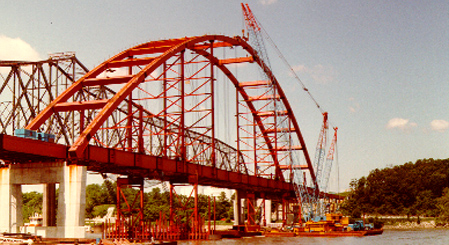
top-left (265, 213), bottom-right (383, 237)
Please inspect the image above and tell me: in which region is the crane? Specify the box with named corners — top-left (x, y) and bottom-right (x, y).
top-left (314, 112), bottom-right (329, 189)
top-left (320, 127), bottom-right (338, 193)
top-left (241, 3), bottom-right (271, 69)
top-left (241, 2), bottom-right (339, 222)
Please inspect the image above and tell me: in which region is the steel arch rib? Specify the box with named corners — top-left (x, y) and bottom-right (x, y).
top-left (26, 34), bottom-right (317, 188)
top-left (231, 36), bottom-right (318, 188)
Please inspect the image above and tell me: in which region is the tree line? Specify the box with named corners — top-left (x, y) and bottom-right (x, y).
top-left (21, 180), bottom-right (234, 223)
top-left (341, 158), bottom-right (449, 222)
top-left (85, 180), bottom-right (234, 223)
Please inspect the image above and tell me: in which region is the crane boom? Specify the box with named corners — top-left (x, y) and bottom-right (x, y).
top-left (320, 127), bottom-right (338, 192)
top-left (241, 3), bottom-right (271, 69)
top-left (314, 112), bottom-right (329, 185)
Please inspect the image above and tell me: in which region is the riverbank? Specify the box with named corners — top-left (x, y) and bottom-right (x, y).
top-left (383, 221), bottom-right (449, 229)
top-left (211, 219), bottom-right (449, 231)
top-left (374, 216), bottom-right (449, 229)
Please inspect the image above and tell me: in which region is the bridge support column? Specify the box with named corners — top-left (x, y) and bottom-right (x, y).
top-left (58, 164), bottom-right (87, 238)
top-left (43, 183), bottom-right (57, 226)
top-left (233, 190), bottom-right (242, 226)
top-left (0, 161), bottom-right (86, 238)
top-left (265, 199), bottom-right (272, 225)
top-left (246, 194), bottom-right (256, 226)
top-left (0, 167), bottom-right (23, 233)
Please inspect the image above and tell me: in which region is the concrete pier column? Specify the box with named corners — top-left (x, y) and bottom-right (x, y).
top-left (0, 167), bottom-right (23, 233)
top-left (58, 164), bottom-right (87, 238)
top-left (43, 183), bottom-right (56, 226)
top-left (265, 199), bottom-right (272, 225)
top-left (233, 190), bottom-right (242, 225)
top-left (10, 184), bottom-right (23, 233)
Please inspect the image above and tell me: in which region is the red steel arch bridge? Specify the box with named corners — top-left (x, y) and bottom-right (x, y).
top-left (0, 35), bottom-right (341, 240)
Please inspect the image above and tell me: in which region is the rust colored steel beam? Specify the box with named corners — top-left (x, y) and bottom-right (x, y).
top-left (274, 145), bottom-right (303, 151)
top-left (238, 80), bottom-right (271, 87)
top-left (0, 135), bottom-right (342, 200)
top-left (246, 94), bottom-right (281, 102)
top-left (263, 127), bottom-right (296, 134)
top-left (107, 57), bottom-right (156, 69)
top-left (256, 110), bottom-right (288, 117)
top-left (190, 41), bottom-right (234, 50)
top-left (128, 46), bottom-right (173, 56)
top-left (53, 99), bottom-right (109, 112)
top-left (279, 165), bottom-right (309, 170)
top-left (0, 134), bottom-right (67, 160)
top-left (218, 56), bottom-right (254, 65)
top-left (83, 75), bottom-right (133, 87)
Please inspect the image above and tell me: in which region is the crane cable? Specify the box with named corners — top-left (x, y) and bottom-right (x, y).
top-left (250, 14), bottom-right (329, 118)
top-left (244, 6), bottom-right (340, 194)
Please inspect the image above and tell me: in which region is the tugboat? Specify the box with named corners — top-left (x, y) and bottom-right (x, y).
top-left (27, 213), bottom-right (43, 227)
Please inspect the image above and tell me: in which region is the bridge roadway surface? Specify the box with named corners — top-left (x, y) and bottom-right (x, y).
top-left (0, 134), bottom-right (340, 200)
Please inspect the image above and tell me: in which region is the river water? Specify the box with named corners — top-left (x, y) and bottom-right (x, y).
top-left (178, 229), bottom-right (449, 245)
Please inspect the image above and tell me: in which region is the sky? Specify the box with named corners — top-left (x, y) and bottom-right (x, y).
top-left (1, 0), bottom-right (448, 194)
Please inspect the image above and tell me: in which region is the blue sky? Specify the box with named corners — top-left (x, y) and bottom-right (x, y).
top-left (1, 0), bottom-right (448, 193)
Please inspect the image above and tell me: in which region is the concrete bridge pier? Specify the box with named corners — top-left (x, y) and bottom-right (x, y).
top-left (0, 167), bottom-right (22, 233)
top-left (0, 161), bottom-right (86, 238)
top-left (233, 190), bottom-right (243, 226)
top-left (264, 199), bottom-right (272, 225)
top-left (43, 183), bottom-right (57, 226)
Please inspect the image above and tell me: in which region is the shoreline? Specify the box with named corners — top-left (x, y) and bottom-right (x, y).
top-left (211, 221), bottom-right (449, 231)
top-left (383, 221), bottom-right (449, 230)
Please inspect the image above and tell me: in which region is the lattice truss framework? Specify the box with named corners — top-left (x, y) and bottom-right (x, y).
top-left (1, 35), bottom-right (317, 185)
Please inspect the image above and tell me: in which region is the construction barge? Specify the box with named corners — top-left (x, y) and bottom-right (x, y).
top-left (264, 213), bottom-right (383, 238)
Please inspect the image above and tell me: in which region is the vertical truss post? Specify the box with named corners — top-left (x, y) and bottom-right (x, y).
top-left (169, 183), bottom-right (174, 229)
top-left (210, 40), bottom-right (216, 167)
top-left (79, 110), bottom-right (84, 134)
top-left (253, 117), bottom-right (257, 176)
top-left (194, 182), bottom-right (199, 239)
top-left (138, 107), bottom-right (144, 153)
top-left (213, 196), bottom-right (216, 233)
top-left (180, 50), bottom-right (186, 161)
top-left (236, 89), bottom-right (241, 173)
top-left (115, 177), bottom-right (144, 240)
top-left (162, 62), bottom-right (168, 157)
top-left (127, 93), bottom-right (133, 152)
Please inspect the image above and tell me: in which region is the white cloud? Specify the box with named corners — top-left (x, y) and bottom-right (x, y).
top-left (386, 118), bottom-right (417, 132)
top-left (260, 0), bottom-right (278, 5)
top-left (430, 119), bottom-right (449, 132)
top-left (348, 97), bottom-right (360, 113)
top-left (292, 64), bottom-right (337, 84)
top-left (0, 35), bottom-right (41, 61)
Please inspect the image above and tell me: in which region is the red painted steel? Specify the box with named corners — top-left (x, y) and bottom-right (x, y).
top-left (25, 35), bottom-right (316, 188)
top-left (0, 35), bottom-right (346, 240)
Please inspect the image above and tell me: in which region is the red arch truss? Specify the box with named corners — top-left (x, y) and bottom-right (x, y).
top-left (26, 35), bottom-right (317, 187)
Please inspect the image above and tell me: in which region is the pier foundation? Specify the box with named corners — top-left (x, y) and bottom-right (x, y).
top-left (0, 161), bottom-right (86, 238)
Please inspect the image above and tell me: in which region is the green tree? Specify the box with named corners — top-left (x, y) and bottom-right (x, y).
top-left (341, 158), bottom-right (449, 217)
top-left (85, 181), bottom-right (116, 218)
top-left (23, 191), bottom-right (43, 223)
top-left (436, 188), bottom-right (449, 219)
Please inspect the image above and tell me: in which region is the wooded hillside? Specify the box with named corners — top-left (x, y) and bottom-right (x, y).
top-left (341, 158), bottom-right (449, 219)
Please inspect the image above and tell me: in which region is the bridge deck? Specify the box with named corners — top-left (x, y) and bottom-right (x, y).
top-left (0, 134), bottom-right (296, 199)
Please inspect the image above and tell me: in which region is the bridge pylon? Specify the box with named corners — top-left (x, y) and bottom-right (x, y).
top-left (0, 161), bottom-right (87, 238)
